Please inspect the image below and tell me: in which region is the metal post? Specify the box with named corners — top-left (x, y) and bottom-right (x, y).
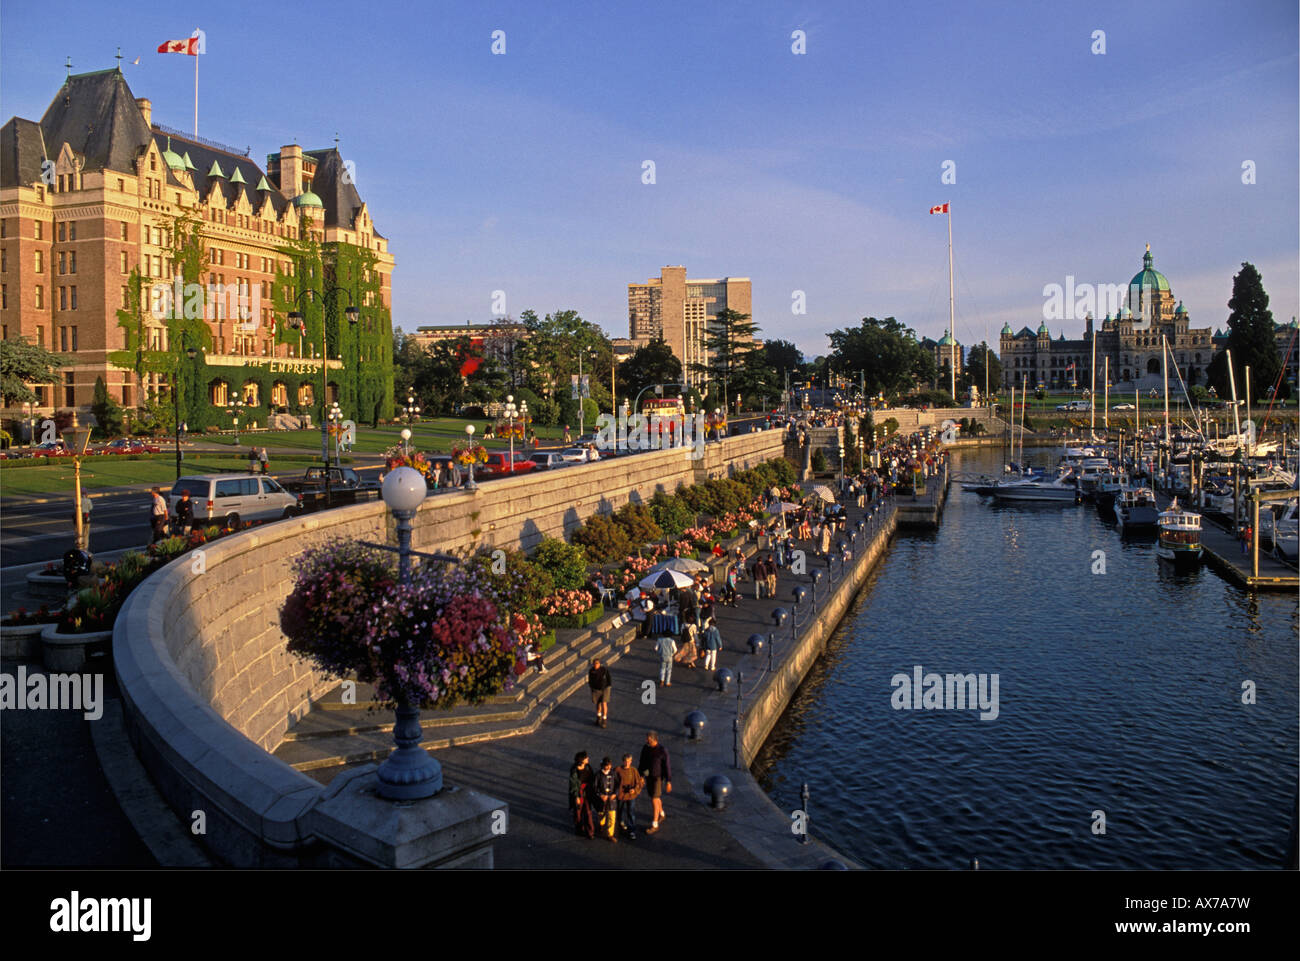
top-left (800, 782), bottom-right (811, 845)
top-left (1252, 495), bottom-right (1260, 580)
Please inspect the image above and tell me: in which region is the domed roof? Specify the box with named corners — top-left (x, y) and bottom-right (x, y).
top-left (161, 137), bottom-right (185, 171)
top-left (1000, 322), bottom-right (1013, 336)
top-left (938, 332), bottom-right (955, 346)
top-left (1129, 244), bottom-right (1170, 293)
top-left (1037, 320), bottom-right (1050, 336)
top-left (1174, 301), bottom-right (1187, 314)
top-left (294, 189), bottom-right (323, 208)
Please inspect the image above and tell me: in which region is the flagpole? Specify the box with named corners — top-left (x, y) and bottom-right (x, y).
top-left (193, 48), bottom-right (198, 138)
top-left (947, 205), bottom-right (956, 402)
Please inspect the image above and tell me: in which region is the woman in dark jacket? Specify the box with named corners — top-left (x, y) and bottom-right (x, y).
top-left (568, 751), bottom-right (595, 838)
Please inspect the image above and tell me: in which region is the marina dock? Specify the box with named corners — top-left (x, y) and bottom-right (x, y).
top-left (1154, 492), bottom-right (1298, 591)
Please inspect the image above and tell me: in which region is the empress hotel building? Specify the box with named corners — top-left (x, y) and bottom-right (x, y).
top-left (999, 247), bottom-right (1215, 393)
top-left (0, 66), bottom-right (393, 416)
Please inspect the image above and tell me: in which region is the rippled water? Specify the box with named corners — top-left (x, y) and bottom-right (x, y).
top-left (752, 448), bottom-right (1299, 869)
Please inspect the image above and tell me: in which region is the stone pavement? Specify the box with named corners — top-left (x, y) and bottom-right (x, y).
top-left (304, 486), bottom-right (897, 869)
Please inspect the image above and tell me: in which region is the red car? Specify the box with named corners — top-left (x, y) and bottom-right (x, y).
top-left (480, 452), bottom-right (537, 477)
top-left (101, 438), bottom-right (161, 454)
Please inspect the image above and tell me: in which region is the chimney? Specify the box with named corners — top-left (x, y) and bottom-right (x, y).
top-left (136, 98), bottom-right (152, 127)
top-left (278, 144), bottom-right (303, 201)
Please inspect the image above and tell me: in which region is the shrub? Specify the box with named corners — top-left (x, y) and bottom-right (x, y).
top-left (570, 513), bottom-right (631, 564)
top-left (613, 502), bottom-right (662, 546)
top-left (467, 549), bottom-right (554, 612)
top-left (880, 417), bottom-right (900, 439)
top-left (648, 490), bottom-right (695, 540)
top-left (531, 537), bottom-right (589, 592)
top-left (811, 449), bottom-right (828, 473)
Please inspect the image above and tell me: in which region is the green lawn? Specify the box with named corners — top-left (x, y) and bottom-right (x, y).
top-left (202, 417), bottom-right (570, 454)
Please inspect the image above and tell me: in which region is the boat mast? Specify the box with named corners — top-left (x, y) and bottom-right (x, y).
top-left (1103, 357), bottom-right (1109, 432)
top-left (1226, 348), bottom-right (1241, 438)
top-left (1008, 382), bottom-right (1015, 467)
top-left (1162, 334), bottom-right (1171, 447)
top-left (947, 205), bottom-right (957, 402)
top-left (1021, 372), bottom-right (1028, 463)
top-left (1090, 321), bottom-right (1097, 438)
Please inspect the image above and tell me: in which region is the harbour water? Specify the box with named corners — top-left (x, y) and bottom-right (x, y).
top-left (752, 448), bottom-right (1299, 869)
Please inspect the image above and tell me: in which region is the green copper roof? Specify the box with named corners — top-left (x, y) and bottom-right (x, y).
top-left (938, 332), bottom-right (955, 346)
top-left (1121, 306), bottom-right (1132, 318)
top-left (1174, 300), bottom-right (1187, 314)
top-left (1129, 246), bottom-right (1170, 293)
top-left (1000, 322), bottom-right (1013, 335)
top-left (161, 137), bottom-right (185, 171)
top-left (255, 175), bottom-right (272, 191)
top-left (1037, 320), bottom-right (1050, 335)
top-left (229, 167), bottom-right (246, 184)
top-left (182, 151), bottom-right (196, 171)
top-left (294, 189), bottom-right (323, 208)
top-left (207, 160), bottom-right (226, 178)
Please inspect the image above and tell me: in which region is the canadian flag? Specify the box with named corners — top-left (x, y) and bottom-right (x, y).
top-left (928, 203), bottom-right (950, 215)
top-left (158, 31), bottom-right (203, 54)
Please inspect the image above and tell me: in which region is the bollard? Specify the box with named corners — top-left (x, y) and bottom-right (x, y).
top-left (704, 774), bottom-right (733, 810)
top-left (820, 859), bottom-right (848, 870)
top-left (747, 633), bottom-right (765, 656)
top-left (714, 667), bottom-right (734, 693)
top-left (685, 710), bottom-right (707, 740)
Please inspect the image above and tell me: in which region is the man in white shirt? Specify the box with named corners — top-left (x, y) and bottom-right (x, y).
top-left (150, 487), bottom-right (168, 542)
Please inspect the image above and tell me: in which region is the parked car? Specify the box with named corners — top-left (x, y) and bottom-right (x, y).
top-left (31, 440), bottom-right (72, 455)
top-left (168, 474), bottom-right (300, 529)
top-left (480, 452), bottom-right (538, 477)
top-left (532, 452), bottom-right (571, 471)
top-left (100, 438), bottom-right (161, 454)
top-left (1054, 400), bottom-right (1090, 411)
top-left (560, 446), bottom-right (601, 464)
top-left (1110, 402), bottom-right (1136, 411)
top-left (281, 466), bottom-right (381, 511)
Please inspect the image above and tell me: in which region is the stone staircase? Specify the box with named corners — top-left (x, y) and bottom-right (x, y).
top-left (271, 611), bottom-right (639, 773)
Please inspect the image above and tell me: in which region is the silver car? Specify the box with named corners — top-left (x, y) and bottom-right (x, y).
top-left (169, 474), bottom-right (300, 529)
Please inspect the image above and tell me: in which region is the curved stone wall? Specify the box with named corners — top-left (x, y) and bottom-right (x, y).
top-left (113, 432), bottom-right (789, 864)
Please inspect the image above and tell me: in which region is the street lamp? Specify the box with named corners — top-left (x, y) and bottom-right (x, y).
top-left (328, 401), bottom-right (343, 466)
top-left (464, 424), bottom-right (479, 490)
top-left (284, 286), bottom-right (359, 467)
top-left (400, 427), bottom-right (412, 457)
top-left (502, 394), bottom-right (519, 472)
top-left (226, 397), bottom-right (245, 447)
top-left (174, 338), bottom-right (197, 480)
top-left (403, 391), bottom-right (421, 424)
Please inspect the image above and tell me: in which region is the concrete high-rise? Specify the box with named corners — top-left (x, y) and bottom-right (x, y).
top-left (627, 267), bottom-right (751, 387)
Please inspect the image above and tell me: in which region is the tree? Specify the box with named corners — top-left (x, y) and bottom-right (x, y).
top-left (616, 338), bottom-right (682, 405)
top-left (827, 317), bottom-right (935, 399)
top-left (691, 307), bottom-right (760, 410)
top-left (91, 377), bottom-right (125, 437)
top-left (519, 309), bottom-right (613, 411)
top-left (1207, 262), bottom-right (1287, 401)
top-left (762, 339), bottom-right (804, 383)
top-left (0, 336), bottom-right (63, 407)
top-left (962, 342), bottom-right (1002, 399)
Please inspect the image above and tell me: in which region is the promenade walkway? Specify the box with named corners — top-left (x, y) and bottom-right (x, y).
top-left (294, 485), bottom-right (908, 869)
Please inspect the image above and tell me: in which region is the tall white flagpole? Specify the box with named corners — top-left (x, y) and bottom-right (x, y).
top-left (947, 205), bottom-right (956, 401)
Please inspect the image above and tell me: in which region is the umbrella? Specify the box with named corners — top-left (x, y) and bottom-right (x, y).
top-left (650, 557), bottom-right (709, 574)
top-left (639, 568), bottom-right (695, 590)
top-left (811, 485), bottom-right (836, 503)
top-left (768, 501), bottom-right (801, 513)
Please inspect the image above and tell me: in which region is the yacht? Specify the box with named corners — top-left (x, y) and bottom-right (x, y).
top-left (988, 471), bottom-right (1081, 503)
top-left (1156, 499), bottom-right (1203, 568)
top-left (1116, 486), bottom-right (1160, 532)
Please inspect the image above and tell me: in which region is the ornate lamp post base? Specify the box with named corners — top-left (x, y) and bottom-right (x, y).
top-left (376, 703), bottom-right (443, 800)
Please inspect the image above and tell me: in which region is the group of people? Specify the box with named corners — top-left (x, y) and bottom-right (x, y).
top-left (568, 732), bottom-right (672, 841)
top-left (245, 447), bottom-right (271, 474)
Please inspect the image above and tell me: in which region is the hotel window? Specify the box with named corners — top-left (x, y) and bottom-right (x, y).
top-left (35, 286), bottom-right (43, 308)
top-left (35, 221), bottom-right (42, 240)
top-left (118, 178), bottom-right (125, 191)
top-left (69, 223), bottom-right (76, 241)
top-left (1, 284), bottom-right (5, 308)
top-left (36, 325), bottom-right (44, 346)
top-left (120, 252), bottom-right (128, 273)
top-left (36, 186), bottom-right (43, 201)
top-left (59, 251), bottom-right (66, 274)
top-left (58, 222), bottom-right (66, 241)
top-left (34, 251), bottom-right (43, 273)
top-left (70, 287), bottom-right (77, 310)
top-left (121, 286), bottom-right (129, 308)
top-left (69, 252), bottom-right (76, 274)
top-left (121, 222), bottom-right (128, 240)
top-left (150, 156), bottom-right (157, 172)
top-left (58, 174), bottom-right (65, 192)
top-left (70, 326), bottom-right (78, 350)
top-left (1, 249), bottom-right (6, 272)
top-left (60, 325), bottom-right (67, 350)
top-left (64, 372), bottom-right (74, 407)
top-left (153, 255), bottom-right (162, 276)
top-left (59, 287), bottom-right (67, 311)
top-left (1, 219), bottom-right (5, 237)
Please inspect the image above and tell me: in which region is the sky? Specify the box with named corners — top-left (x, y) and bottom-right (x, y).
top-left (3, 1), bottom-right (1297, 360)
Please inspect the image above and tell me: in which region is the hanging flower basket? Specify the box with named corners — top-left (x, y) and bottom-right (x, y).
top-left (450, 441), bottom-right (489, 468)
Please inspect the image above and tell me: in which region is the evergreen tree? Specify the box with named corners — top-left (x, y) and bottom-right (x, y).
top-left (1207, 263), bottom-right (1286, 401)
top-left (691, 307), bottom-right (760, 412)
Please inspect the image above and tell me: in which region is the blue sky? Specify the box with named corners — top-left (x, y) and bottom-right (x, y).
top-left (4, 0), bottom-right (1296, 359)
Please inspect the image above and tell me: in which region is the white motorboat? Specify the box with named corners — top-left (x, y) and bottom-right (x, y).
top-left (989, 472), bottom-right (1080, 503)
top-left (1156, 499), bottom-right (1203, 568)
top-left (1116, 486), bottom-right (1159, 531)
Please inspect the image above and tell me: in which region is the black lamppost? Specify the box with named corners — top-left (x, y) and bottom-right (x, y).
top-left (174, 337), bottom-right (197, 479)
top-left (226, 398), bottom-right (245, 445)
top-left (284, 286), bottom-right (359, 466)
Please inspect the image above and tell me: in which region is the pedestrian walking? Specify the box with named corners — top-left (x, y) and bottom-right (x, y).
top-left (568, 751), bottom-right (595, 839)
top-left (588, 658), bottom-right (612, 727)
top-left (638, 732), bottom-right (672, 834)
top-left (655, 634), bottom-right (677, 686)
top-left (764, 553), bottom-right (778, 600)
top-left (752, 554), bottom-right (766, 600)
top-left (149, 487), bottom-right (168, 543)
top-left (563, 425), bottom-right (572, 444)
top-left (174, 490), bottom-right (194, 535)
top-left (616, 753), bottom-right (644, 840)
top-left (1240, 523), bottom-right (1252, 555)
top-left (248, 447), bottom-right (258, 473)
top-left (594, 757), bottom-right (619, 842)
top-left (259, 447), bottom-right (270, 475)
top-left (701, 617), bottom-right (722, 671)
top-left (675, 621), bottom-right (699, 668)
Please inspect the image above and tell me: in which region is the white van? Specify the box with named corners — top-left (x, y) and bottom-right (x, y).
top-left (169, 474), bottom-right (300, 529)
